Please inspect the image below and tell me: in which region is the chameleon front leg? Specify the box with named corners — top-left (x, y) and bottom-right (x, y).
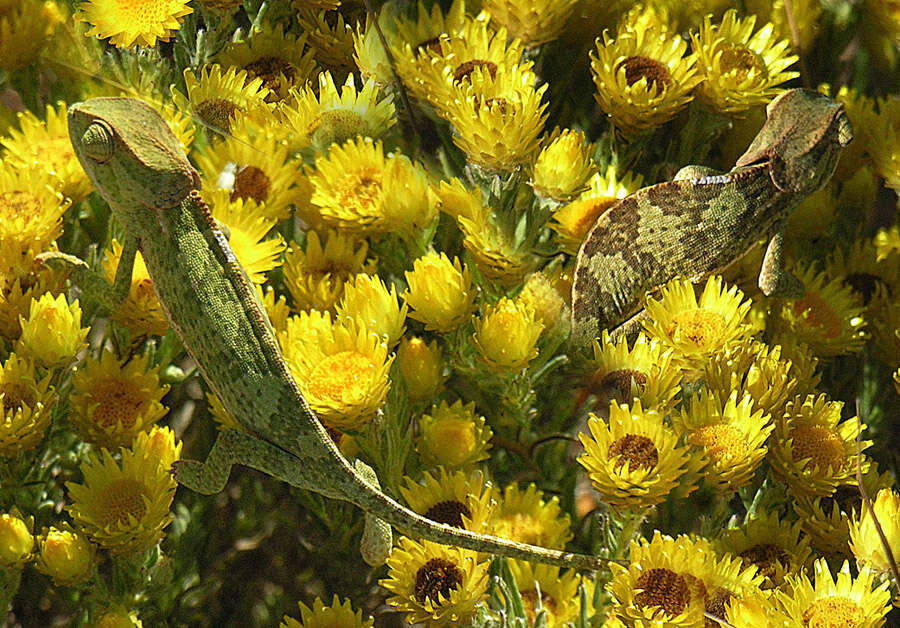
top-left (758, 223), bottom-right (805, 298)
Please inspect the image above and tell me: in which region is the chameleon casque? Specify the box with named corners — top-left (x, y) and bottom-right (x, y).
top-left (571, 88), bottom-right (853, 347)
top-left (62, 97), bottom-right (609, 571)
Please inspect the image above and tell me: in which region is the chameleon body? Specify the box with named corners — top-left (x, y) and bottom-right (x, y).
top-left (571, 89), bottom-right (853, 347)
top-left (65, 97), bottom-right (607, 571)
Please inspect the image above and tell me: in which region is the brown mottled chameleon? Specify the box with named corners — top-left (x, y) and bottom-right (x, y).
top-left (571, 88), bottom-right (853, 347)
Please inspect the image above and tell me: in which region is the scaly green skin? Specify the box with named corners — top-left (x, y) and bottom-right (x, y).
top-left (66, 97), bottom-right (608, 571)
top-left (572, 89), bottom-right (854, 347)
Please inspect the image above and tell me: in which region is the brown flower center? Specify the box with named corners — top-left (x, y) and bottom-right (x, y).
top-left (1, 382), bottom-right (35, 413)
top-left (704, 587), bottom-right (733, 627)
top-left (608, 434), bottom-right (658, 471)
top-left (790, 424), bottom-right (845, 471)
top-left (425, 500), bottom-right (472, 528)
top-left (634, 568), bottom-right (689, 617)
top-left (617, 55), bottom-right (671, 93)
top-left (843, 272), bottom-right (886, 305)
top-left (717, 43), bottom-right (767, 81)
top-left (453, 59), bottom-right (497, 84)
top-left (196, 98), bottom-right (239, 132)
top-left (414, 557), bottom-right (463, 605)
top-left (600, 368), bottom-right (649, 400)
top-left (416, 37), bottom-right (443, 57)
top-left (739, 543), bottom-right (790, 584)
top-left (231, 165), bottom-right (271, 204)
top-left (91, 379), bottom-right (144, 429)
top-left (100, 478), bottom-right (149, 526)
top-left (244, 56), bottom-right (296, 92)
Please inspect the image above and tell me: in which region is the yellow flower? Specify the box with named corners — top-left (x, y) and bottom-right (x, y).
top-left (578, 400), bottom-right (701, 509)
top-left (849, 488), bottom-right (900, 575)
top-left (550, 165), bottom-right (643, 254)
top-left (676, 389), bottom-right (773, 494)
top-left (489, 483), bottom-right (572, 550)
top-left (215, 22), bottom-right (316, 102)
top-left (259, 286), bottom-right (290, 336)
top-left (770, 393), bottom-right (870, 498)
top-left (0, 167), bottom-right (70, 258)
top-left (396, 336), bottom-right (446, 402)
top-left (99, 240), bottom-right (169, 337)
top-left (380, 537), bottom-right (489, 628)
top-left (744, 0), bottom-right (822, 53)
top-left (16, 292), bottom-right (89, 369)
top-left (173, 64), bottom-right (274, 135)
top-left (281, 595), bottom-right (374, 628)
top-left (399, 467), bottom-right (495, 533)
top-left (861, 94), bottom-right (900, 191)
top-left (69, 350), bottom-right (170, 449)
top-left (0, 245), bottom-right (66, 341)
top-left (0, 353), bottom-right (54, 456)
top-left (517, 272), bottom-right (567, 337)
top-left (0, 508), bottom-right (34, 567)
top-left (874, 225), bottom-right (900, 262)
top-left (508, 562), bottom-right (587, 627)
top-left (0, 0), bottom-right (57, 71)
top-left (777, 559), bottom-right (891, 628)
top-left (483, 0), bottom-right (578, 48)
top-left (352, 9), bottom-right (396, 86)
top-left (417, 400), bottom-right (493, 469)
top-left (336, 273), bottom-right (407, 348)
top-left (75, 0), bottom-right (193, 48)
top-left (472, 297), bottom-right (544, 372)
top-left (279, 312), bottom-right (392, 431)
top-left (65, 428), bottom-right (181, 554)
top-left (93, 608), bottom-right (143, 628)
top-left (531, 128), bottom-right (595, 202)
top-left (713, 509), bottom-right (812, 590)
top-left (691, 10), bottom-right (798, 115)
top-left (296, 8), bottom-right (359, 72)
top-left (590, 23), bottom-right (700, 135)
top-left (33, 524), bottom-right (97, 587)
top-left (457, 212), bottom-right (536, 286)
top-left (403, 251), bottom-right (476, 333)
top-left (279, 71), bottom-right (396, 152)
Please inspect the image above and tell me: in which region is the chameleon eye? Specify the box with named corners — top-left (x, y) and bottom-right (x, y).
top-left (81, 121), bottom-right (115, 163)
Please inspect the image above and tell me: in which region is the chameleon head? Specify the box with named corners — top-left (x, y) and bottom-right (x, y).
top-left (68, 97), bottom-right (201, 213)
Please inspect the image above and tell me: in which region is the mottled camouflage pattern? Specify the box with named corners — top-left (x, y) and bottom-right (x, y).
top-left (572, 89), bottom-right (852, 348)
top-left (68, 98), bottom-right (608, 571)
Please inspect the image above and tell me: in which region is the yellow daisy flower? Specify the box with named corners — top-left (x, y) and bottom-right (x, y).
top-left (281, 595), bottom-right (374, 628)
top-left (864, 95), bottom-right (900, 191)
top-left (744, 0), bottom-right (822, 53)
top-left (483, 0), bottom-right (578, 48)
top-left (174, 64), bottom-right (275, 135)
top-left (16, 292), bottom-right (89, 369)
top-left (403, 251), bottom-right (476, 333)
top-left (296, 6), bottom-right (362, 72)
top-left (713, 509), bottom-right (812, 590)
top-left (458, 211), bottom-right (536, 286)
top-left (380, 537), bottom-right (489, 628)
top-left (75, 0), bottom-right (193, 48)
top-left (517, 272), bottom-right (568, 337)
top-left (279, 312), bottom-right (392, 431)
top-left (770, 393), bottom-right (870, 499)
top-left (396, 336), bottom-right (446, 402)
top-left (472, 297), bottom-right (544, 372)
top-left (0, 0), bottom-right (57, 72)
top-left (66, 428), bottom-right (181, 554)
top-left (828, 236), bottom-right (900, 311)
top-left (0, 245), bottom-right (66, 341)
top-left (92, 608), bottom-right (143, 628)
top-left (69, 350), bottom-right (170, 449)
top-left (33, 524), bottom-right (97, 587)
top-left (417, 400), bottom-right (493, 469)
top-left (215, 22), bottom-right (316, 102)
top-left (388, 0), bottom-right (469, 62)
top-left (849, 487), bottom-right (900, 575)
top-left (550, 165), bottom-right (644, 254)
top-left (489, 483), bottom-right (572, 550)
top-left (336, 273), bottom-right (407, 348)
top-left (0, 507), bottom-right (34, 568)
top-left (776, 559), bottom-right (891, 628)
top-left (399, 467), bottom-right (495, 533)
top-left (100, 240), bottom-right (169, 337)
top-left (0, 167), bottom-right (70, 258)
top-left (283, 230), bottom-right (375, 313)
top-left (590, 23), bottom-right (700, 135)
top-left (1, 102), bottom-right (93, 203)
top-left (578, 400), bottom-right (702, 509)
top-left (278, 71), bottom-right (396, 153)
top-left (507, 562), bottom-right (587, 627)
top-left (691, 10), bottom-right (798, 115)
top-left (531, 128), bottom-right (595, 203)
top-left (352, 9), bottom-right (396, 86)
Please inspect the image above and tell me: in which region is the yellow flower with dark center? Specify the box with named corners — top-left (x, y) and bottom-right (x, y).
top-left (588, 330), bottom-right (681, 413)
top-left (296, 7), bottom-right (360, 72)
top-left (194, 115), bottom-right (304, 222)
top-left (828, 235), bottom-right (900, 312)
top-left (279, 312), bottom-right (392, 431)
top-left (489, 483), bottom-right (572, 550)
top-left (769, 264), bottom-right (867, 357)
top-left (33, 524), bottom-right (97, 587)
top-left (282, 595), bottom-right (374, 628)
top-left (713, 509), bottom-right (812, 590)
top-left (75, 0), bottom-right (193, 48)
top-left (0, 167), bottom-right (70, 257)
top-left (0, 507), bottom-right (33, 568)
top-left (2, 101), bottom-right (93, 203)
top-left (0, 0), bottom-right (57, 71)
top-left (676, 389), bottom-right (773, 494)
top-left (473, 297), bottom-right (544, 372)
top-left (507, 562), bottom-right (588, 627)
top-left (279, 71), bottom-right (396, 152)
top-left (100, 240), bottom-right (169, 337)
top-left (215, 22), bottom-right (316, 102)
top-left (65, 428), bottom-right (181, 554)
top-left (174, 64), bottom-right (274, 135)
top-left (396, 336), bottom-right (446, 402)
top-left (417, 400), bottom-right (493, 469)
top-left (399, 467), bottom-right (494, 533)
top-left (849, 487), bottom-right (900, 575)
top-left (550, 165), bottom-right (643, 254)
top-left (380, 537), bottom-right (489, 627)
top-left (283, 230), bottom-right (375, 313)
top-left (578, 400), bottom-right (701, 509)
top-left (483, 0), bottom-right (578, 48)
top-left (691, 10), bottom-right (798, 115)
top-left (0, 246), bottom-right (66, 341)
top-left (69, 350), bottom-right (170, 448)
top-left (16, 292), bottom-right (88, 369)
top-left (531, 128), bottom-right (595, 202)
top-left (590, 23), bottom-right (700, 135)
top-left (404, 251), bottom-right (476, 332)
top-left (744, 0), bottom-right (822, 52)
top-left (776, 560), bottom-right (891, 628)
top-left (643, 276), bottom-right (753, 376)
top-left (337, 273), bottom-right (407, 348)
top-left (770, 393), bottom-right (870, 498)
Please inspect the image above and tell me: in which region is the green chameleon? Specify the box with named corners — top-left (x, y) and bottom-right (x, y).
top-left (59, 97), bottom-right (608, 571)
top-left (571, 88), bottom-right (853, 347)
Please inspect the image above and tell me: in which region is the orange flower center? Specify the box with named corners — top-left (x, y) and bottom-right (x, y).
top-left (99, 478), bottom-right (149, 527)
top-left (792, 291), bottom-right (842, 338)
top-left (689, 423), bottom-right (743, 463)
top-left (790, 424), bottom-right (845, 471)
top-left (340, 168), bottom-right (382, 213)
top-left (608, 434), bottom-right (658, 471)
top-left (307, 351), bottom-right (373, 402)
top-left (801, 596), bottom-right (863, 626)
top-left (231, 165), bottom-right (271, 204)
top-left (494, 512), bottom-right (543, 546)
top-left (668, 309), bottom-right (726, 347)
top-left (91, 379), bottom-right (144, 429)
top-left (0, 191), bottom-right (40, 226)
